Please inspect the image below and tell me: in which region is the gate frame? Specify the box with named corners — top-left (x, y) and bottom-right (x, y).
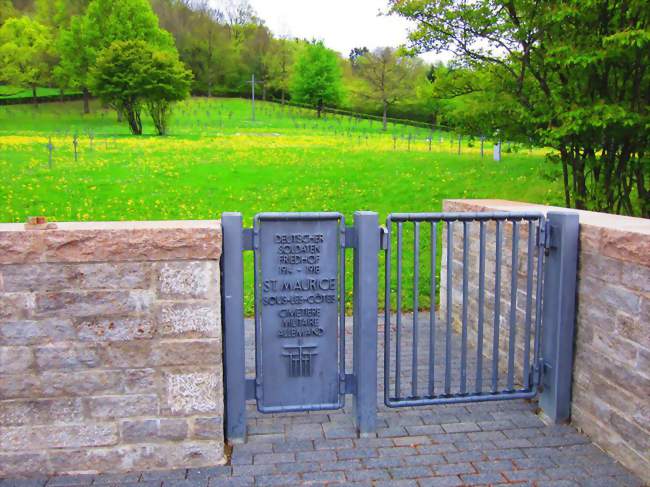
top-left (222, 211), bottom-right (379, 443)
top-left (222, 209), bottom-right (578, 444)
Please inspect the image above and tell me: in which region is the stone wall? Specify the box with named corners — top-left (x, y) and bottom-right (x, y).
top-left (441, 199), bottom-right (649, 482)
top-left (0, 220), bottom-right (224, 477)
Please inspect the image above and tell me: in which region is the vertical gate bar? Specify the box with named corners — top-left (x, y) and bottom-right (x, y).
top-left (540, 212), bottom-right (579, 423)
top-left (444, 221), bottom-right (453, 395)
top-left (353, 211), bottom-right (378, 436)
top-left (507, 222), bottom-right (519, 391)
top-left (412, 222), bottom-right (420, 397)
top-left (395, 222), bottom-right (403, 398)
top-left (339, 216), bottom-right (346, 406)
top-left (460, 221), bottom-right (469, 394)
top-left (222, 212), bottom-right (247, 443)
top-left (491, 220), bottom-right (502, 393)
top-left (533, 220), bottom-right (545, 372)
top-left (523, 220), bottom-right (535, 389)
top-left (475, 221), bottom-right (486, 393)
top-left (384, 220), bottom-right (392, 404)
top-left (428, 222), bottom-right (437, 397)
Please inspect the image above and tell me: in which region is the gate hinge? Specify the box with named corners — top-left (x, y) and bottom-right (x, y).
top-left (242, 228), bottom-right (254, 251)
top-left (379, 226), bottom-right (389, 250)
top-left (533, 358), bottom-right (546, 391)
top-left (539, 221), bottom-right (552, 253)
top-left (341, 373), bottom-right (355, 394)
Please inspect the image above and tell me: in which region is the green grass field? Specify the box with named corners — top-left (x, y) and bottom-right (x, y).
top-left (0, 97), bottom-right (563, 312)
top-left (0, 85), bottom-right (80, 99)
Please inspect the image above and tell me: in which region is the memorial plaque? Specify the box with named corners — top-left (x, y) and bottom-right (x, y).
top-left (255, 214), bottom-right (343, 412)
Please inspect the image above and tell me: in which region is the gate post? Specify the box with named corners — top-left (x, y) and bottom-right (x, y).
top-left (222, 212), bottom-right (247, 443)
top-left (540, 211), bottom-right (579, 423)
top-left (353, 211), bottom-right (379, 436)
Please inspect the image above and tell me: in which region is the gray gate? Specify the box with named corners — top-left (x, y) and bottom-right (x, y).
top-left (222, 209), bottom-right (578, 443)
top-left (383, 212), bottom-right (545, 407)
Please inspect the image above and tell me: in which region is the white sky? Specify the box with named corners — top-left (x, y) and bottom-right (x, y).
top-left (217, 0), bottom-right (451, 64)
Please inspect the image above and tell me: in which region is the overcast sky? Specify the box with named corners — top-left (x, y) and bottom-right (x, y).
top-left (235, 0), bottom-right (451, 64)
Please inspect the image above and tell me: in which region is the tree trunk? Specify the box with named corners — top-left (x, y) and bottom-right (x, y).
top-left (126, 106), bottom-right (142, 135)
top-left (317, 99), bottom-right (323, 118)
top-left (82, 88), bottom-right (90, 114)
top-left (32, 86), bottom-right (38, 108)
top-left (262, 85), bottom-right (266, 101)
top-left (382, 101), bottom-right (388, 131)
top-left (59, 88), bottom-right (64, 102)
top-left (281, 89), bottom-right (285, 105)
top-left (117, 108), bottom-right (123, 122)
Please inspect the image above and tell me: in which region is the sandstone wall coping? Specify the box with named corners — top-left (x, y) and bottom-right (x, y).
top-left (444, 199), bottom-right (649, 265)
top-left (0, 220), bottom-right (222, 265)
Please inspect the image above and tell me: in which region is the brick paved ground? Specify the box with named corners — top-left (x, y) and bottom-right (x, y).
top-left (1, 317), bottom-right (645, 487)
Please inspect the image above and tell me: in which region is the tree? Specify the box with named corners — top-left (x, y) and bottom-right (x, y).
top-left (355, 47), bottom-right (420, 130)
top-left (391, 0), bottom-right (649, 217)
top-left (0, 16), bottom-right (53, 105)
top-left (264, 37), bottom-right (296, 104)
top-left (91, 40), bottom-right (191, 135)
top-left (58, 0), bottom-right (175, 113)
top-left (291, 41), bottom-right (342, 117)
top-left (144, 49), bottom-right (193, 134)
top-left (0, 1), bottom-right (18, 27)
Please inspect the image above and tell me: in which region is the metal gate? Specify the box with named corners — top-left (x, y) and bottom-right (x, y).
top-left (222, 209), bottom-right (579, 443)
top-left (383, 212), bottom-right (545, 407)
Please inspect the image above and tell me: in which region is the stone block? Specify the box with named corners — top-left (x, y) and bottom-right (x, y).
top-left (40, 370), bottom-right (123, 396)
top-left (192, 417), bottom-right (223, 440)
top-left (156, 262), bottom-right (215, 299)
top-left (0, 346), bottom-right (35, 372)
top-left (0, 423), bottom-right (118, 450)
top-left (35, 290), bottom-right (153, 317)
top-left (153, 340), bottom-right (220, 366)
top-left (160, 418), bottom-right (189, 440)
top-left (0, 293), bottom-right (35, 320)
top-left (123, 368), bottom-right (158, 393)
top-left (0, 373), bottom-right (41, 398)
top-left (103, 340), bottom-right (154, 368)
top-left (121, 419), bottom-right (158, 442)
top-left (35, 344), bottom-right (101, 370)
top-left (156, 303), bottom-right (220, 338)
top-left (0, 452), bottom-right (48, 477)
top-left (86, 395), bottom-right (159, 419)
top-left (0, 398), bottom-right (84, 426)
top-left (0, 318), bottom-right (76, 345)
top-left (165, 371), bottom-right (221, 415)
top-left (76, 316), bottom-right (155, 342)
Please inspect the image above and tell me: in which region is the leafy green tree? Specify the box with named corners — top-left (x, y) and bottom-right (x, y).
top-left (264, 37), bottom-right (296, 104)
top-left (355, 47), bottom-right (421, 130)
top-left (291, 41), bottom-right (343, 117)
top-left (58, 0), bottom-right (174, 113)
top-left (0, 1), bottom-right (18, 27)
top-left (0, 16), bottom-right (53, 105)
top-left (391, 0), bottom-right (650, 216)
top-left (91, 40), bottom-right (191, 135)
top-left (143, 48), bottom-right (193, 135)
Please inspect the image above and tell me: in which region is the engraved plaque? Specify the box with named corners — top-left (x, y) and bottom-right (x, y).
top-left (256, 216), bottom-right (342, 412)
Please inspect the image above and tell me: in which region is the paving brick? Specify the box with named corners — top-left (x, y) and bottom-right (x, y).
top-left (374, 480), bottom-right (418, 487)
top-left (459, 472), bottom-right (506, 485)
top-left (345, 469), bottom-right (390, 481)
top-left (403, 453), bottom-right (446, 467)
top-left (441, 422), bottom-right (479, 433)
top-left (432, 462), bottom-right (476, 475)
top-left (230, 465), bottom-right (276, 477)
top-left (295, 450), bottom-right (336, 462)
top-left (301, 471), bottom-right (346, 483)
top-left (92, 473), bottom-right (142, 484)
top-left (45, 475), bottom-right (94, 486)
top-left (271, 440), bottom-right (313, 453)
top-left (252, 474), bottom-right (300, 487)
top-left (364, 456), bottom-right (404, 469)
top-left (417, 476), bottom-right (464, 487)
top-left (207, 477), bottom-right (252, 487)
top-left (161, 480), bottom-right (208, 487)
top-left (275, 462), bottom-right (319, 474)
top-left (185, 467), bottom-right (231, 480)
top-left (336, 448), bottom-right (378, 460)
top-left (389, 466), bottom-right (432, 479)
top-left (252, 452), bottom-right (295, 465)
top-left (140, 470), bottom-right (187, 481)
